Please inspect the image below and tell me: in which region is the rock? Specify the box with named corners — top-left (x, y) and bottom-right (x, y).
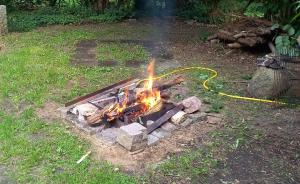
top-left (97, 128), bottom-right (119, 145)
top-left (181, 96), bottom-right (202, 114)
top-left (187, 112), bottom-right (208, 123)
top-left (160, 122), bottom-right (177, 132)
top-left (148, 134), bottom-right (160, 146)
top-left (181, 118), bottom-right (193, 127)
top-left (247, 67), bottom-right (290, 99)
top-left (0, 5), bottom-right (7, 35)
top-left (170, 111), bottom-right (187, 124)
top-left (207, 115), bottom-right (222, 125)
top-left (151, 128), bottom-right (170, 139)
top-left (116, 123), bottom-right (147, 151)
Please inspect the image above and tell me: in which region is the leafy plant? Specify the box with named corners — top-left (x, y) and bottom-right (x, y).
top-left (244, 2), bottom-right (266, 18)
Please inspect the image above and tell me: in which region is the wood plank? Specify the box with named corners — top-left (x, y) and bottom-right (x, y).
top-left (147, 104), bottom-right (184, 134)
top-left (65, 78), bottom-right (138, 107)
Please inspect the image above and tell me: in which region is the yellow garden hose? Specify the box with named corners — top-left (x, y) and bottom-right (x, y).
top-left (137, 66), bottom-right (287, 105)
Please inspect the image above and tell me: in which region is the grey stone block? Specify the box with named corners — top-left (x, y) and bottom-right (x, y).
top-left (187, 112), bottom-right (208, 123)
top-left (148, 134), bottom-right (160, 146)
top-left (117, 123), bottom-right (147, 151)
top-left (151, 128), bottom-right (170, 139)
top-left (181, 118), bottom-right (193, 127)
top-left (97, 128), bottom-right (119, 145)
top-left (160, 122), bottom-right (177, 132)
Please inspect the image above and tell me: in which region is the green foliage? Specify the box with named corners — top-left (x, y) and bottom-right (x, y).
top-left (178, 0), bottom-right (247, 23)
top-left (244, 2), bottom-right (266, 18)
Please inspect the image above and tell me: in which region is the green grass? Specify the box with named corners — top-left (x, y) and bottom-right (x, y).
top-left (0, 27), bottom-right (137, 183)
top-left (97, 43), bottom-right (150, 63)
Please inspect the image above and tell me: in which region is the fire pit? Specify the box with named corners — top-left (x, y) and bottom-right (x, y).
top-left (60, 60), bottom-right (205, 152)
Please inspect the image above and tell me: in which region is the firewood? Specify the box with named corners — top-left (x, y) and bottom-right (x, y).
top-left (227, 42), bottom-right (243, 49)
top-left (207, 34), bottom-right (218, 41)
top-left (155, 75), bottom-right (184, 91)
top-left (238, 37), bottom-right (265, 47)
top-left (217, 30), bottom-right (236, 42)
top-left (233, 32), bottom-right (257, 38)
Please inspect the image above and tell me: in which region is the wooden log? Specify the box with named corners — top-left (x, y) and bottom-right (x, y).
top-left (217, 30), bottom-right (236, 42)
top-left (147, 104), bottom-right (184, 134)
top-left (155, 75), bottom-right (184, 91)
top-left (227, 42), bottom-right (243, 49)
top-left (233, 32), bottom-right (257, 38)
top-left (207, 34), bottom-right (218, 41)
top-left (238, 37), bottom-right (265, 47)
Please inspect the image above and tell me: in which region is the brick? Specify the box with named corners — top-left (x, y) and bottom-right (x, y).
top-left (161, 122), bottom-right (177, 132)
top-left (117, 123), bottom-right (147, 151)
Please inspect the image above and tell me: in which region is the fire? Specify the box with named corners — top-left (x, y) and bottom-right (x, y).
top-left (105, 59), bottom-right (161, 121)
top-left (139, 59), bottom-right (161, 109)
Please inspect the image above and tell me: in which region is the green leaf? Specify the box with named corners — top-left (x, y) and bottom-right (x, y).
top-left (275, 36), bottom-right (283, 46)
top-left (288, 27), bottom-right (295, 36)
top-left (282, 24), bottom-right (292, 31)
top-left (271, 23), bottom-right (280, 30)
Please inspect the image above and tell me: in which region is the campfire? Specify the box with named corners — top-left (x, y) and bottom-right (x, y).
top-left (62, 59), bottom-right (203, 151)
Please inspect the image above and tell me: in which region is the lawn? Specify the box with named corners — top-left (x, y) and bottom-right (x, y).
top-left (0, 27), bottom-right (138, 183)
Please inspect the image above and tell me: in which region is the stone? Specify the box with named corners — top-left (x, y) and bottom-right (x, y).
top-left (181, 118), bottom-right (193, 127)
top-left (116, 123), bottom-right (147, 151)
top-left (187, 112), bottom-right (208, 123)
top-left (57, 107), bottom-right (69, 119)
top-left (160, 122), bottom-right (177, 132)
top-left (97, 128), bottom-right (119, 145)
top-left (207, 116), bottom-right (222, 125)
top-left (0, 5), bottom-right (7, 35)
top-left (170, 111), bottom-right (187, 124)
top-left (247, 67), bottom-right (290, 99)
top-left (181, 96), bottom-right (202, 114)
top-left (151, 128), bottom-right (170, 139)
top-left (148, 134), bottom-right (160, 146)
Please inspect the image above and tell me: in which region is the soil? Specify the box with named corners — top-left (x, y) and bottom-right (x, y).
top-left (72, 109), bottom-right (222, 173)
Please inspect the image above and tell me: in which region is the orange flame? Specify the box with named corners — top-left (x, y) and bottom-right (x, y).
top-left (105, 59), bottom-right (161, 121)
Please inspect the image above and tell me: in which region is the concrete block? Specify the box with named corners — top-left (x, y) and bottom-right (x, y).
top-left (161, 122), bottom-right (177, 132)
top-left (148, 134), bottom-right (160, 146)
top-left (187, 112), bottom-right (208, 123)
top-left (117, 123), bottom-right (147, 151)
top-left (151, 128), bottom-right (170, 139)
top-left (181, 118), bottom-right (193, 127)
top-left (97, 128), bottom-right (119, 145)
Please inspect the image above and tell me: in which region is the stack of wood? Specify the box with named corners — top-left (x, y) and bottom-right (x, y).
top-left (208, 17), bottom-right (273, 49)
